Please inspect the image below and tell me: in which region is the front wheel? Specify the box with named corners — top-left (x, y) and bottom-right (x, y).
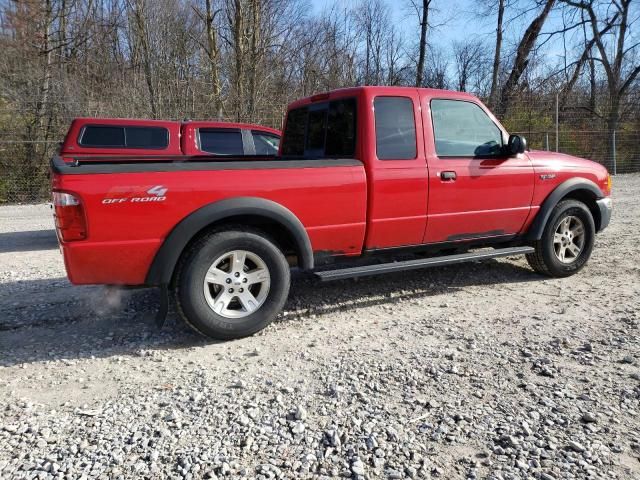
top-left (175, 228), bottom-right (290, 340)
top-left (526, 199), bottom-right (595, 277)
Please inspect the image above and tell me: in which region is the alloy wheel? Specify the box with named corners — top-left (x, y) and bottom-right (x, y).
top-left (203, 250), bottom-right (271, 318)
top-left (553, 215), bottom-right (585, 264)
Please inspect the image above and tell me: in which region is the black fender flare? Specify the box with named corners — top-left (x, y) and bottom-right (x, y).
top-left (524, 177), bottom-right (604, 241)
top-left (145, 197), bottom-right (313, 285)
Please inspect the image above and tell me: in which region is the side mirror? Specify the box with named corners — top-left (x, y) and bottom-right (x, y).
top-left (507, 134), bottom-right (527, 155)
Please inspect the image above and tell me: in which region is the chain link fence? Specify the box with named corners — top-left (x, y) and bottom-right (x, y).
top-left (1, 96), bottom-right (638, 204)
top-left (504, 93), bottom-right (639, 176)
top-left (511, 130), bottom-right (639, 175)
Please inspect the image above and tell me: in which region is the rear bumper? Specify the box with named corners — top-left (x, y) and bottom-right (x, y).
top-left (596, 197), bottom-right (612, 232)
top-left (60, 239), bottom-right (161, 285)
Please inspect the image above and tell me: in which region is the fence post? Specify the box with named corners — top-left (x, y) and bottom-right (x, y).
top-left (545, 132), bottom-right (549, 151)
top-left (612, 130), bottom-right (617, 175)
top-left (555, 94), bottom-right (559, 152)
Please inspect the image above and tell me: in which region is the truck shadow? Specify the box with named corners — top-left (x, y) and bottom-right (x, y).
top-left (0, 260), bottom-right (541, 367)
top-left (0, 229), bottom-right (59, 253)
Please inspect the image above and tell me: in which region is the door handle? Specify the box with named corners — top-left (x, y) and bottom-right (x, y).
top-left (440, 171), bottom-right (457, 181)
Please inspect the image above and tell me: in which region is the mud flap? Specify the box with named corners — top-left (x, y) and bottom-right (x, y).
top-left (155, 284), bottom-right (169, 328)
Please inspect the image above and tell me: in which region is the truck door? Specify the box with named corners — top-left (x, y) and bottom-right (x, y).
top-left (421, 96), bottom-right (534, 244)
top-left (363, 91), bottom-right (429, 249)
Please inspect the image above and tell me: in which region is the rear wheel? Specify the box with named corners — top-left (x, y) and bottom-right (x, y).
top-left (175, 228), bottom-right (290, 340)
top-left (526, 199), bottom-right (595, 277)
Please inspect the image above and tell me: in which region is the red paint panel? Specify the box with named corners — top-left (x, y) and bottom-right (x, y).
top-left (527, 150), bottom-right (611, 206)
top-left (420, 92), bottom-right (535, 243)
top-left (306, 223), bottom-right (367, 255)
top-left (422, 158), bottom-right (535, 242)
top-left (360, 88), bottom-right (429, 249)
top-left (55, 164), bottom-right (367, 285)
top-left (62, 240), bottom-right (161, 285)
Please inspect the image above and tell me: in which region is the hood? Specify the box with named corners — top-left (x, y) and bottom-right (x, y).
top-left (526, 149), bottom-right (609, 175)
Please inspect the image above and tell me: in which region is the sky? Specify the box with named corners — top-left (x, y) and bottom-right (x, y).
top-left (313, 0), bottom-right (485, 46)
top-left (311, 0), bottom-right (573, 65)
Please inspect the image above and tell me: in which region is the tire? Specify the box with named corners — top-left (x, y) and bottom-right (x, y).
top-left (174, 228), bottom-right (290, 340)
top-left (526, 199), bottom-right (595, 278)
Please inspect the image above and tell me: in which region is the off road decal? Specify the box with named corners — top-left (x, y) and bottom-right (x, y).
top-left (102, 185), bottom-right (168, 204)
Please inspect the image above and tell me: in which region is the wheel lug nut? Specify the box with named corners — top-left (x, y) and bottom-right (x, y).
top-left (242, 278), bottom-right (247, 283)
top-left (239, 288), bottom-right (244, 293)
top-left (228, 288), bottom-right (234, 293)
top-left (235, 272), bottom-right (240, 277)
top-left (226, 278), bottom-right (231, 284)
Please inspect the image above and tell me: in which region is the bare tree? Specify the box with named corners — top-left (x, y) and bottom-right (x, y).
top-left (489, 0), bottom-right (505, 108)
top-left (561, 0), bottom-right (640, 161)
top-left (245, 0), bottom-right (262, 118)
top-left (385, 28), bottom-right (408, 86)
top-left (227, 0), bottom-right (246, 120)
top-left (354, 0), bottom-right (394, 85)
top-left (453, 40), bottom-right (486, 92)
top-left (409, 0), bottom-right (433, 87)
top-left (423, 44), bottom-right (449, 89)
top-left (193, 0), bottom-right (224, 117)
top-left (496, 0), bottom-right (556, 117)
top-left (129, 0), bottom-right (158, 117)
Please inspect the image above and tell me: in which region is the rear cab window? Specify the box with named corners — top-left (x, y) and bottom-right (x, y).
top-left (281, 98), bottom-right (356, 158)
top-left (79, 125), bottom-right (169, 149)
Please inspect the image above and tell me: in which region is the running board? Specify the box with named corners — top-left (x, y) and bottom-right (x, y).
top-left (314, 246), bottom-right (534, 282)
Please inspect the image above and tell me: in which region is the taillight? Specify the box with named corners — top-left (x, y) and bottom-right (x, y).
top-left (52, 192), bottom-right (87, 241)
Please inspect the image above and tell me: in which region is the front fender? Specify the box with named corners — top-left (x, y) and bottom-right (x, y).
top-left (524, 178), bottom-right (604, 241)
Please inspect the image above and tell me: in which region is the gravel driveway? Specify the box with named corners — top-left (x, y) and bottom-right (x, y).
top-left (1, 175), bottom-right (639, 480)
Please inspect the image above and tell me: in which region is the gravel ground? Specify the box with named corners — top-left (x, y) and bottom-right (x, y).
top-left (1, 175), bottom-right (639, 480)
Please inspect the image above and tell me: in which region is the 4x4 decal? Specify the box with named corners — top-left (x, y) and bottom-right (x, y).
top-left (102, 185), bottom-right (168, 204)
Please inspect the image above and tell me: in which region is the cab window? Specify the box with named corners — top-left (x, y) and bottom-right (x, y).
top-left (431, 99), bottom-right (503, 157)
top-left (199, 129), bottom-right (244, 155)
top-left (281, 98), bottom-right (356, 157)
top-left (79, 125), bottom-right (168, 149)
top-left (252, 131), bottom-right (280, 155)
top-left (374, 97), bottom-right (417, 160)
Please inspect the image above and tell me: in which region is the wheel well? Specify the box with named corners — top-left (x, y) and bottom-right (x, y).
top-left (560, 189), bottom-right (601, 230)
top-left (174, 215), bottom-right (300, 280)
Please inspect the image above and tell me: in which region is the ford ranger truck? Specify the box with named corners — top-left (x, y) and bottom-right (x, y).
top-left (50, 87), bottom-right (612, 340)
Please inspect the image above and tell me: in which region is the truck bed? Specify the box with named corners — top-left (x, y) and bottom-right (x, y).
top-left (51, 155), bottom-right (367, 285)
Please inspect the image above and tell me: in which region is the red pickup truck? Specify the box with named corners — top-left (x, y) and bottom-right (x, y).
top-left (60, 118), bottom-right (281, 157)
top-left (51, 87), bottom-right (612, 339)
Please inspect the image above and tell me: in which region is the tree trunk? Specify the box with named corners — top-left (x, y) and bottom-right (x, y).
top-left (489, 0), bottom-right (504, 109)
top-left (415, 0), bottom-right (429, 87)
top-left (247, 0), bottom-right (261, 121)
top-left (35, 0), bottom-right (53, 133)
top-left (588, 52), bottom-right (597, 113)
top-left (558, 37), bottom-right (597, 111)
top-left (132, 0), bottom-right (157, 118)
top-left (458, 70), bottom-right (467, 92)
top-left (233, 0), bottom-right (245, 121)
top-left (607, 95), bottom-right (620, 172)
top-left (205, 0), bottom-right (223, 118)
